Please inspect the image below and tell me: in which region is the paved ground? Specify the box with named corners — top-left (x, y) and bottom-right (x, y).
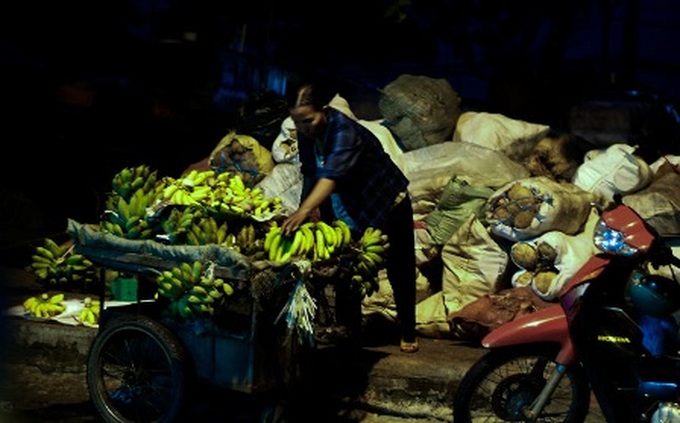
top-left (0, 316), bottom-right (484, 422)
top-left (0, 267), bottom-right (606, 423)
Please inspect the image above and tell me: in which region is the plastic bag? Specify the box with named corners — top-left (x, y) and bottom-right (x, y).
top-left (272, 117), bottom-right (300, 164)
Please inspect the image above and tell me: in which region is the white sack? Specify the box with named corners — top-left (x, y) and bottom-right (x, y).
top-left (415, 292), bottom-right (451, 338)
top-left (271, 118), bottom-right (401, 165)
top-left (363, 268), bottom-right (432, 323)
top-left (409, 174), bottom-right (451, 219)
top-left (358, 119), bottom-right (403, 162)
top-left (453, 111), bottom-right (550, 162)
top-left (572, 143), bottom-right (653, 204)
top-left (486, 176), bottom-right (599, 241)
top-left (441, 214), bottom-right (508, 315)
top-left (396, 141), bottom-right (530, 190)
top-left (622, 166), bottom-right (680, 236)
top-left (510, 209), bottom-right (600, 301)
top-left (361, 270), bottom-right (397, 322)
top-left (271, 117), bottom-right (299, 164)
top-left (650, 155), bottom-right (680, 174)
top-left (414, 224), bottom-right (440, 267)
top-left (271, 94), bottom-right (357, 164)
top-left (255, 163), bottom-right (303, 215)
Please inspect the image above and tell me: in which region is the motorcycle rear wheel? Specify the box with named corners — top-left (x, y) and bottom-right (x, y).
top-left (453, 345), bottom-right (590, 423)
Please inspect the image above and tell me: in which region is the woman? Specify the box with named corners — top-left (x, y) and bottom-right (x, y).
top-left (280, 82), bottom-right (419, 353)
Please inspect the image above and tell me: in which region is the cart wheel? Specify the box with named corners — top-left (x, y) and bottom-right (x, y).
top-left (87, 314), bottom-right (187, 423)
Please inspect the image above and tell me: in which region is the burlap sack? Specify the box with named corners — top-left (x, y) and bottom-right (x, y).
top-left (448, 287), bottom-right (552, 341)
top-left (379, 74), bottom-right (461, 151)
top-left (210, 130), bottom-right (275, 187)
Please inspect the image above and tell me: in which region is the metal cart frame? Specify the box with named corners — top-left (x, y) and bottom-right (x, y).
top-left (76, 243), bottom-right (309, 423)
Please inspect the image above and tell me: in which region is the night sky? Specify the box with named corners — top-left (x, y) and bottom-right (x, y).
top-left (1, 0), bottom-right (679, 250)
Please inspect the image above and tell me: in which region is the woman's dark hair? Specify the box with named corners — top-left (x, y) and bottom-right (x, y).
top-left (288, 79), bottom-right (339, 110)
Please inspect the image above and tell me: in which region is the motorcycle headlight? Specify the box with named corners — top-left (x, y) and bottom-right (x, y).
top-left (592, 218), bottom-right (639, 256)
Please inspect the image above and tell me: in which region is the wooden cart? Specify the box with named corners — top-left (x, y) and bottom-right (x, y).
top-left (69, 220), bottom-right (316, 423)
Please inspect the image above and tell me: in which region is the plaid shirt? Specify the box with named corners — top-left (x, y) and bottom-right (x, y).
top-left (299, 108), bottom-right (409, 230)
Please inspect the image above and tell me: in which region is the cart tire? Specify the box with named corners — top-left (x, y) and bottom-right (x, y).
top-left (87, 314), bottom-right (187, 423)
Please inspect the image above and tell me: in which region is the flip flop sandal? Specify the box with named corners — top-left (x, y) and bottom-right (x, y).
top-left (400, 338), bottom-right (419, 353)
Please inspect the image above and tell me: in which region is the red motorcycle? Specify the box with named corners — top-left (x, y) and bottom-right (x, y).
top-left (453, 201), bottom-right (680, 422)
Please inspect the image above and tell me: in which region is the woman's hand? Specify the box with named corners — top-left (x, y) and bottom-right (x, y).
top-left (281, 178), bottom-right (335, 235)
top-left (281, 207), bottom-right (318, 235)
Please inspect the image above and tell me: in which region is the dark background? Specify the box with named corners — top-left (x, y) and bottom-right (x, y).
top-left (2, 0), bottom-right (680, 253)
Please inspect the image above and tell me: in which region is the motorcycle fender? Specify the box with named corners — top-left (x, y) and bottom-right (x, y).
top-left (560, 255), bottom-right (609, 294)
top-left (481, 304), bottom-right (576, 364)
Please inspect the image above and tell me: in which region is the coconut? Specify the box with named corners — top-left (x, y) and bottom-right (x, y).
top-left (511, 242), bottom-right (538, 270)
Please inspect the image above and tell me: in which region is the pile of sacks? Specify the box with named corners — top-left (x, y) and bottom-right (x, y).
top-left (191, 74), bottom-right (680, 342)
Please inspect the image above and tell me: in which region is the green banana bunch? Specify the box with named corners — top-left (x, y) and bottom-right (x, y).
top-left (313, 224), bottom-right (329, 261)
top-left (359, 226), bottom-right (388, 248)
top-left (181, 169), bottom-right (217, 188)
top-left (178, 207), bottom-right (206, 228)
top-left (184, 216), bottom-right (228, 246)
top-left (174, 295), bottom-right (201, 320)
top-left (180, 169), bottom-right (219, 205)
top-left (30, 238), bottom-right (96, 288)
top-left (155, 269), bottom-right (186, 299)
top-left (23, 292), bottom-right (66, 319)
top-left (162, 170), bottom-right (222, 210)
top-left (158, 208), bottom-right (185, 244)
top-left (310, 220), bottom-right (348, 261)
top-left (263, 223), bottom-right (281, 259)
top-left (63, 252), bottom-right (97, 284)
top-left (161, 178), bottom-right (199, 206)
top-left (347, 227), bottom-right (391, 298)
top-left (332, 219), bottom-right (353, 249)
top-left (101, 188), bottom-right (159, 240)
top-left (298, 222), bottom-right (317, 259)
top-left (203, 173), bottom-right (284, 219)
top-left (263, 224), bottom-right (304, 263)
top-left (31, 238), bottom-right (64, 281)
top-left (77, 296), bottom-right (101, 325)
top-left (157, 260), bottom-right (235, 321)
top-left (111, 164), bottom-right (158, 201)
top-left (318, 220), bottom-right (353, 256)
top-left (349, 273), bottom-right (379, 299)
top-left (358, 227), bottom-right (390, 270)
top-left (235, 223), bottom-right (260, 255)
top-left (262, 220), bottom-right (351, 263)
